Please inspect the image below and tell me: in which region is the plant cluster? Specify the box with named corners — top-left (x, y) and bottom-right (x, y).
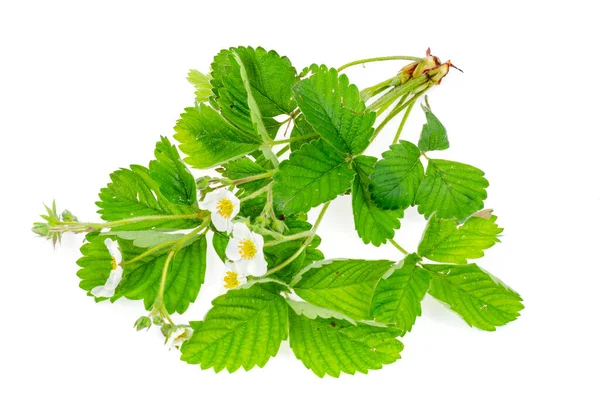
top-left (33, 47), bottom-right (523, 377)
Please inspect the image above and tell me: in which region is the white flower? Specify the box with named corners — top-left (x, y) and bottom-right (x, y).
top-left (91, 239), bottom-right (123, 298)
top-left (198, 189), bottom-right (240, 233)
top-left (225, 223), bottom-right (267, 277)
top-left (222, 261), bottom-right (248, 289)
top-left (166, 325), bottom-right (193, 349)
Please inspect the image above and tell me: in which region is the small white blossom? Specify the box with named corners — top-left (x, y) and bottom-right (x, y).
top-left (225, 223), bottom-right (267, 277)
top-left (198, 189), bottom-right (240, 233)
top-left (166, 325), bottom-right (193, 349)
top-left (91, 239), bottom-right (123, 298)
top-left (222, 261), bottom-right (248, 289)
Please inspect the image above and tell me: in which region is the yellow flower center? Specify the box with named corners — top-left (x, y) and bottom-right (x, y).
top-left (110, 257), bottom-right (118, 270)
top-left (238, 239), bottom-right (256, 260)
top-left (224, 271), bottom-right (241, 289)
top-left (216, 198), bottom-right (234, 219)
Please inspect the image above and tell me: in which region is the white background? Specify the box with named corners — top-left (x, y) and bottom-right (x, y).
top-left (1, 0), bottom-right (599, 395)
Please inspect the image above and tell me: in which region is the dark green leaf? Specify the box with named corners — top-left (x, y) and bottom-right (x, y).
top-left (149, 136), bottom-right (197, 206)
top-left (424, 264), bottom-right (524, 331)
top-left (273, 139), bottom-right (355, 215)
top-left (293, 65), bottom-right (375, 155)
top-left (415, 159), bottom-right (488, 221)
top-left (352, 156), bottom-right (402, 246)
top-left (370, 141), bottom-right (424, 210)
top-left (418, 102), bottom-right (449, 152)
top-left (212, 232), bottom-right (229, 263)
top-left (217, 157), bottom-right (269, 194)
top-left (290, 114), bottom-right (318, 152)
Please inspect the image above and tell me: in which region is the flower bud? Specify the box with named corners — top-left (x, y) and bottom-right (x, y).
top-left (32, 222), bottom-right (50, 237)
top-left (61, 210), bottom-right (78, 222)
top-left (134, 316), bottom-right (152, 331)
top-left (195, 176), bottom-right (211, 191)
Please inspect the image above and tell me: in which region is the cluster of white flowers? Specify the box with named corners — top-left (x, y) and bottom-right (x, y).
top-left (200, 189), bottom-right (268, 288)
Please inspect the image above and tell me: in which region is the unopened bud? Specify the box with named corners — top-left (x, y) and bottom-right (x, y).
top-left (61, 210), bottom-right (78, 222)
top-left (134, 316), bottom-right (152, 331)
top-left (32, 222), bottom-right (50, 237)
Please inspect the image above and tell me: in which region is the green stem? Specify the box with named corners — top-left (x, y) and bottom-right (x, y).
top-left (272, 133), bottom-right (319, 145)
top-left (121, 239), bottom-right (178, 267)
top-left (392, 98), bottom-right (417, 143)
top-left (263, 201), bottom-right (330, 276)
top-left (276, 145), bottom-right (290, 157)
top-left (360, 76), bottom-right (397, 101)
top-left (231, 170), bottom-right (275, 186)
top-left (337, 56), bottom-right (422, 72)
top-left (389, 239), bottom-right (409, 255)
top-left (239, 182), bottom-right (273, 203)
top-left (263, 230), bottom-right (315, 247)
top-left (52, 213), bottom-right (205, 233)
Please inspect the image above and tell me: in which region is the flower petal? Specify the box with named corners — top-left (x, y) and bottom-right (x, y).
top-left (252, 231), bottom-right (265, 250)
top-left (226, 238), bottom-right (242, 261)
top-left (232, 222), bottom-right (252, 240)
top-left (211, 212), bottom-right (232, 233)
top-left (246, 254), bottom-right (268, 277)
top-left (104, 238), bottom-right (122, 264)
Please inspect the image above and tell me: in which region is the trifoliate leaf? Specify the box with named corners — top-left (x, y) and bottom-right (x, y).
top-left (174, 104), bottom-right (262, 169)
top-left (103, 230), bottom-right (184, 248)
top-left (418, 100), bottom-right (449, 152)
top-left (273, 139), bottom-right (355, 215)
top-left (290, 114), bottom-right (318, 152)
top-left (149, 136), bottom-right (197, 207)
top-left (370, 254), bottom-right (431, 332)
top-left (293, 65), bottom-right (376, 155)
top-left (418, 211), bottom-right (502, 264)
top-left (415, 159), bottom-right (488, 221)
top-left (291, 259), bottom-right (393, 321)
top-left (217, 157), bottom-right (269, 194)
top-left (96, 165), bottom-right (201, 231)
top-left (288, 310), bottom-right (404, 378)
top-left (424, 264), bottom-right (524, 331)
top-left (181, 283), bottom-right (288, 372)
top-left (352, 156), bottom-right (402, 246)
top-left (111, 235), bottom-right (207, 314)
top-left (187, 69), bottom-right (212, 103)
top-left (370, 141), bottom-right (425, 210)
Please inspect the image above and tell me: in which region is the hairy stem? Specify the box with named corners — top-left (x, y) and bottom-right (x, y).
top-left (337, 56), bottom-right (423, 72)
top-left (389, 239), bottom-right (409, 255)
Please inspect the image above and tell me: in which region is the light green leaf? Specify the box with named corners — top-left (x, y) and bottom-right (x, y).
top-left (149, 136), bottom-right (197, 206)
top-left (174, 104), bottom-right (262, 169)
top-left (418, 210), bottom-right (502, 264)
top-left (76, 234), bottom-right (116, 300)
top-left (371, 254), bottom-right (431, 332)
top-left (418, 100), bottom-right (449, 152)
top-left (273, 139), bottom-right (355, 215)
top-left (286, 299), bottom-right (356, 324)
top-left (180, 283), bottom-right (288, 372)
top-left (352, 155), bottom-right (402, 246)
top-left (291, 259), bottom-right (393, 320)
top-left (212, 232), bottom-right (229, 263)
top-left (293, 65), bottom-right (376, 155)
top-left (424, 264), bottom-right (524, 331)
top-left (96, 165), bottom-right (201, 231)
top-left (103, 230), bottom-right (184, 248)
top-left (217, 157), bottom-right (269, 194)
top-left (111, 235), bottom-right (207, 314)
top-left (370, 141), bottom-right (424, 210)
top-left (290, 114), bottom-right (318, 152)
top-left (415, 159), bottom-right (488, 222)
top-left (288, 310), bottom-right (403, 378)
top-left (187, 69), bottom-right (212, 103)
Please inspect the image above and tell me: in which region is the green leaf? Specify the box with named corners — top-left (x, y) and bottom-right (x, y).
top-left (174, 104), bottom-right (262, 169)
top-left (352, 156), bottom-right (402, 246)
top-left (415, 159), bottom-right (488, 222)
top-left (288, 309), bottom-right (404, 378)
top-left (217, 157), bottom-right (269, 194)
top-left (290, 114), bottom-right (318, 152)
top-left (264, 219), bottom-right (322, 283)
top-left (149, 136), bottom-right (197, 207)
top-left (292, 259), bottom-right (393, 320)
top-left (212, 232), bottom-right (229, 263)
top-left (418, 101), bottom-right (449, 152)
top-left (187, 69), bottom-right (212, 103)
top-left (418, 210), bottom-right (502, 264)
top-left (76, 234), bottom-right (116, 300)
top-left (273, 139), bottom-right (355, 215)
top-left (293, 65), bottom-right (376, 155)
top-left (181, 283), bottom-right (288, 372)
top-left (370, 254), bottom-right (431, 332)
top-left (96, 165), bottom-right (201, 231)
top-left (112, 236), bottom-right (207, 314)
top-left (424, 264), bottom-right (524, 331)
top-left (370, 141), bottom-right (425, 210)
